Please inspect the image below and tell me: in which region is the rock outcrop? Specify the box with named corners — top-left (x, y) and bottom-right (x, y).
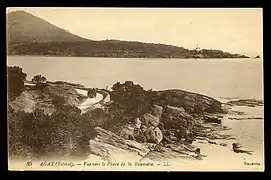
top-left (9, 82), bottom-right (86, 115)
top-left (9, 90), bottom-right (56, 115)
top-left (87, 127), bottom-right (200, 162)
top-left (8, 76), bottom-right (242, 163)
top-left (202, 114), bottom-right (222, 124)
top-left (144, 126), bottom-right (163, 144)
top-left (132, 115), bottom-right (163, 144)
top-left (9, 91), bottom-right (37, 113)
top-left (116, 105), bottom-right (164, 145)
top-left (151, 104), bottom-right (163, 118)
top-left (88, 127), bottom-right (152, 161)
top-left (152, 89), bottom-right (223, 113)
top-left (142, 113), bottom-right (160, 127)
top-left (226, 99), bottom-right (264, 107)
top-left (162, 105), bottom-right (194, 130)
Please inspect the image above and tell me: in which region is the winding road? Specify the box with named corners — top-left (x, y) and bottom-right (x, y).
top-left (75, 88), bottom-right (110, 113)
top-left (24, 81), bottom-right (110, 114)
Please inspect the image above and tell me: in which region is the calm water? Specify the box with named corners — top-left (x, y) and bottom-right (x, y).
top-left (7, 56), bottom-right (263, 100)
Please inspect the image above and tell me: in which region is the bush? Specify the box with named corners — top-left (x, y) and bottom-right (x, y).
top-left (8, 104), bottom-right (97, 159)
top-left (32, 75), bottom-right (47, 84)
top-left (52, 95), bottom-right (66, 107)
top-left (7, 66), bottom-right (27, 101)
top-left (109, 81), bottom-right (153, 117)
top-left (31, 75), bottom-right (48, 90)
top-left (104, 81), bottom-right (155, 129)
top-left (82, 108), bottom-right (108, 127)
top-left (34, 82), bottom-right (48, 90)
top-left (87, 89), bottom-right (97, 98)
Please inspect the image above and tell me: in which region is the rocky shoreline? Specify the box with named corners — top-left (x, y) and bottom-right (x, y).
top-left (226, 99), bottom-right (264, 107)
top-left (8, 79), bottom-right (263, 162)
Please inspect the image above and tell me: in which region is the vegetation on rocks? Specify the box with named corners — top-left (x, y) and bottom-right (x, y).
top-left (8, 66), bottom-right (98, 159)
top-left (32, 74), bottom-right (47, 84)
top-left (8, 65), bottom-right (235, 161)
top-left (105, 81), bottom-right (154, 128)
top-left (7, 66), bottom-right (27, 101)
top-left (8, 98), bottom-right (97, 159)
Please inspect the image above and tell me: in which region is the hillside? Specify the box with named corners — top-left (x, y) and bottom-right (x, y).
top-left (6, 11), bottom-right (249, 59)
top-left (7, 11), bottom-right (88, 44)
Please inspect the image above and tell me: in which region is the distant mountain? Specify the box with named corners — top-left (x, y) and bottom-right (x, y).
top-left (7, 11), bottom-right (88, 44)
top-left (6, 11), bottom-right (249, 59)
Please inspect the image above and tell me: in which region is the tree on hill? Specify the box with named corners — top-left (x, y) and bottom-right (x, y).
top-left (32, 75), bottom-right (47, 84)
top-left (108, 81), bottom-right (154, 122)
top-left (7, 66), bottom-right (27, 101)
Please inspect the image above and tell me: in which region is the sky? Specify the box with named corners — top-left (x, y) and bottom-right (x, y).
top-left (7, 7), bottom-right (262, 56)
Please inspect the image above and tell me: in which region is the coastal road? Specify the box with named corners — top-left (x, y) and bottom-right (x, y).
top-left (23, 81), bottom-right (110, 113)
top-left (75, 88), bottom-right (110, 113)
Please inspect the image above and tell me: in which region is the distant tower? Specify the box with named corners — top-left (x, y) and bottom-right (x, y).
top-left (195, 44), bottom-right (201, 51)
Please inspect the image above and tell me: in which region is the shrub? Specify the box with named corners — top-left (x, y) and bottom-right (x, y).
top-left (82, 108), bottom-right (108, 127)
top-left (8, 104), bottom-right (97, 159)
top-left (34, 82), bottom-right (48, 90)
top-left (52, 95), bottom-right (66, 107)
top-left (7, 66), bottom-right (27, 101)
top-left (31, 75), bottom-right (48, 90)
top-left (109, 81), bottom-right (153, 117)
top-left (32, 75), bottom-right (47, 84)
top-left (87, 89), bottom-right (97, 98)
top-left (105, 81), bottom-right (156, 129)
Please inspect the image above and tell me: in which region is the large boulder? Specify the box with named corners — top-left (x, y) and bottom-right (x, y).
top-left (203, 115), bottom-right (222, 124)
top-left (9, 90), bottom-right (56, 115)
top-left (88, 140), bottom-right (110, 157)
top-left (118, 123), bottom-right (135, 139)
top-left (162, 130), bottom-right (178, 143)
top-left (142, 113), bottom-right (160, 127)
top-left (134, 117), bottom-right (141, 128)
top-left (165, 116), bottom-right (188, 128)
top-left (151, 104), bottom-right (163, 118)
top-left (165, 105), bottom-right (194, 120)
top-left (162, 105), bottom-right (194, 130)
top-left (133, 128), bottom-right (146, 143)
top-left (144, 126), bottom-right (163, 144)
top-left (9, 91), bottom-right (37, 113)
top-left (176, 126), bottom-right (190, 138)
top-left (116, 117), bottom-right (144, 139)
top-left (165, 105), bottom-right (186, 116)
